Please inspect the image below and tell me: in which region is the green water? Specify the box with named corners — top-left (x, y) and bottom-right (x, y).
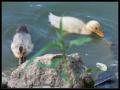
top-left (2, 2), bottom-right (118, 88)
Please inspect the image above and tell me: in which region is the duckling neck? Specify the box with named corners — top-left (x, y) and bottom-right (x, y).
top-left (80, 25), bottom-right (92, 35)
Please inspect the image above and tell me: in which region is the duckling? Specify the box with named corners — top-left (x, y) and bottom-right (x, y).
top-left (48, 12), bottom-right (104, 37)
top-left (11, 25), bottom-right (33, 65)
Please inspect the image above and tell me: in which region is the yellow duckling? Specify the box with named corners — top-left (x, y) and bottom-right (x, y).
top-left (48, 12), bottom-right (104, 37)
top-left (11, 25), bottom-right (33, 65)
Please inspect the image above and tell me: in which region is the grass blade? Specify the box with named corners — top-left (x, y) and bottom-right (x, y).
top-left (24, 42), bottom-right (59, 70)
top-left (69, 36), bottom-right (92, 47)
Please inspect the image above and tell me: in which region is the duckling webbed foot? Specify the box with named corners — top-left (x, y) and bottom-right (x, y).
top-left (22, 56), bottom-right (26, 63)
top-left (18, 57), bottom-right (26, 66)
top-left (18, 58), bottom-right (22, 66)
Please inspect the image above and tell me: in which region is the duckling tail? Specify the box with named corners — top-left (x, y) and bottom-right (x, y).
top-left (48, 12), bottom-right (60, 29)
top-left (19, 46), bottom-right (23, 54)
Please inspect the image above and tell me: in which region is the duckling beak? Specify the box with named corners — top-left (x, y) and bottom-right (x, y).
top-left (93, 29), bottom-right (104, 37)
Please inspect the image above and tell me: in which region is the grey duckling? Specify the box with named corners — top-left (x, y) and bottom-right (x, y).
top-left (11, 25), bottom-right (33, 65)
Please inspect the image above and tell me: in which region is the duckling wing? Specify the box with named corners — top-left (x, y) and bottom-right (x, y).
top-left (24, 34), bottom-right (34, 55)
top-left (18, 33), bottom-right (33, 55)
top-left (48, 12), bottom-right (85, 34)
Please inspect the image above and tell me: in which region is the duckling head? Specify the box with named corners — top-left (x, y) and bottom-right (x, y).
top-left (16, 24), bottom-right (29, 33)
top-left (85, 20), bottom-right (104, 37)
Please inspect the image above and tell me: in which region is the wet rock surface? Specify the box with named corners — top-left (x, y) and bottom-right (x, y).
top-left (2, 72), bottom-right (9, 88)
top-left (6, 53), bottom-right (94, 88)
top-left (94, 65), bottom-right (118, 88)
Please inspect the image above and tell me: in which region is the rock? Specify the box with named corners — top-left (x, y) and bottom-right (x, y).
top-left (2, 72), bottom-right (9, 88)
top-left (7, 53), bottom-right (94, 88)
top-left (83, 76), bottom-right (95, 88)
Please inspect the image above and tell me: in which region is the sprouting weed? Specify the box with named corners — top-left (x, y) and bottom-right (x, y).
top-left (23, 16), bottom-right (104, 87)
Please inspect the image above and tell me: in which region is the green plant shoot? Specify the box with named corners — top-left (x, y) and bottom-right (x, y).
top-left (24, 16), bottom-right (93, 87)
